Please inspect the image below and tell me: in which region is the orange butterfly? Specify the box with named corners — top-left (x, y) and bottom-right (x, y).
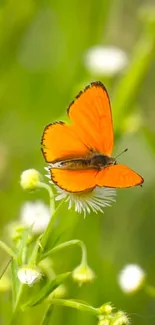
top-left (41, 81), bottom-right (144, 193)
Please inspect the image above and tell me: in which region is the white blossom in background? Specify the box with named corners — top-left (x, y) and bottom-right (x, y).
top-left (118, 264), bottom-right (145, 293)
top-left (20, 200), bottom-right (51, 233)
top-left (84, 45), bottom-right (128, 77)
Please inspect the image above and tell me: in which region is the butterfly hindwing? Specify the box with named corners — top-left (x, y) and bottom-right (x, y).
top-left (50, 168), bottom-right (98, 192)
top-left (96, 165), bottom-right (144, 188)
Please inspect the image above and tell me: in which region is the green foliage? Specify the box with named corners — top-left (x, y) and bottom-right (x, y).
top-left (1, 1), bottom-right (155, 324)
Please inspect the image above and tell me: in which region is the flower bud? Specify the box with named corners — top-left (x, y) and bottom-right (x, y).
top-left (17, 265), bottom-right (42, 286)
top-left (72, 264), bottom-right (95, 285)
top-left (111, 311), bottom-right (130, 325)
top-left (99, 303), bottom-right (113, 315)
top-left (98, 316), bottom-right (111, 325)
top-left (20, 169), bottom-right (41, 190)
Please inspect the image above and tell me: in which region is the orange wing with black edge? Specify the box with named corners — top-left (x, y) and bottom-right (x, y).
top-left (50, 168), bottom-right (98, 192)
top-left (68, 81), bottom-right (114, 156)
top-left (41, 122), bottom-right (89, 163)
top-left (50, 164), bottom-right (143, 193)
top-left (96, 165), bottom-right (144, 188)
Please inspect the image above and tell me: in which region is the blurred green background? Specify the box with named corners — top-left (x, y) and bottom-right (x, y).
top-left (1, 0), bottom-right (155, 324)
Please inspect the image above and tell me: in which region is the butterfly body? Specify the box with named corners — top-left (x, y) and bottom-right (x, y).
top-left (51, 154), bottom-right (115, 171)
top-left (41, 81), bottom-right (144, 193)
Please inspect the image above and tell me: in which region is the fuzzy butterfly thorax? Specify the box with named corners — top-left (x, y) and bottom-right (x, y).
top-left (50, 154), bottom-right (115, 170)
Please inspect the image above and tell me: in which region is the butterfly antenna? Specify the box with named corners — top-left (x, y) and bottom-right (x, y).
top-left (115, 148), bottom-right (128, 160)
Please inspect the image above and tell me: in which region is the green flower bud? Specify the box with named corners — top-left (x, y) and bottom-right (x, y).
top-left (20, 169), bottom-right (41, 190)
top-left (72, 264), bottom-right (95, 285)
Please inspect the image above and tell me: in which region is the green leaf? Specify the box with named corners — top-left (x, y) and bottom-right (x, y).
top-left (23, 272), bottom-right (71, 308)
top-left (41, 305), bottom-right (54, 325)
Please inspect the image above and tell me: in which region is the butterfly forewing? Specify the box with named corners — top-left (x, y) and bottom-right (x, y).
top-left (41, 122), bottom-right (89, 163)
top-left (68, 82), bottom-right (114, 156)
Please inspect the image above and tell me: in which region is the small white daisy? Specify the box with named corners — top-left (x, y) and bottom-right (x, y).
top-left (20, 200), bottom-right (51, 233)
top-left (45, 167), bottom-right (116, 216)
top-left (118, 264), bottom-right (145, 293)
top-left (84, 45), bottom-right (128, 77)
top-left (55, 186), bottom-right (116, 217)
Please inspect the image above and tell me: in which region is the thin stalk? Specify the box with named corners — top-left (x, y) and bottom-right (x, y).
top-left (48, 299), bottom-right (99, 315)
top-left (40, 199), bottom-right (65, 250)
top-left (0, 257), bottom-right (12, 279)
top-left (38, 182), bottom-right (55, 215)
top-left (41, 239), bottom-right (87, 263)
top-left (41, 305), bottom-right (54, 325)
top-left (0, 240), bottom-right (17, 260)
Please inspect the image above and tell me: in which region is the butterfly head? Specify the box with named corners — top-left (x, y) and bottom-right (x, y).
top-left (90, 154), bottom-right (116, 170)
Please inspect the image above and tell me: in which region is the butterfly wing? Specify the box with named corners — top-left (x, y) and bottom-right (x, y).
top-left (50, 168), bottom-right (98, 192)
top-left (96, 165), bottom-right (144, 188)
top-left (41, 122), bottom-right (89, 163)
top-left (50, 164), bottom-right (143, 192)
top-left (68, 81), bottom-right (114, 156)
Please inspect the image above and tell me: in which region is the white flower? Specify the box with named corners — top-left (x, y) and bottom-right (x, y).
top-left (17, 266), bottom-right (42, 286)
top-left (45, 167), bottom-right (116, 216)
top-left (55, 186), bottom-right (116, 217)
top-left (20, 200), bottom-right (51, 233)
top-left (118, 264), bottom-right (145, 293)
top-left (84, 45), bottom-right (128, 77)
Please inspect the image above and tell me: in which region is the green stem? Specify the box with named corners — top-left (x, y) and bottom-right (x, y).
top-left (0, 257), bottom-right (12, 279)
top-left (17, 228), bottom-right (29, 266)
top-left (11, 283), bottom-right (24, 324)
top-left (0, 240), bottom-right (17, 260)
top-left (41, 305), bottom-right (54, 325)
top-left (41, 239), bottom-right (87, 264)
top-left (38, 182), bottom-right (55, 215)
top-left (80, 241), bottom-right (87, 265)
top-left (40, 199), bottom-right (65, 250)
top-left (48, 299), bottom-right (99, 315)
top-left (28, 235), bottom-right (42, 266)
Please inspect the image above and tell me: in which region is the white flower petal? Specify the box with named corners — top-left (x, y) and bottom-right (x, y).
top-left (17, 266), bottom-right (42, 286)
top-left (55, 185), bottom-right (116, 215)
top-left (45, 165), bottom-right (116, 215)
